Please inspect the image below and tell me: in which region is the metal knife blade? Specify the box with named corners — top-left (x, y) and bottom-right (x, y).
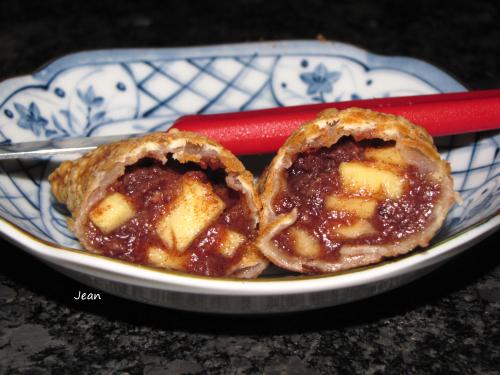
top-left (0, 133), bottom-right (140, 159)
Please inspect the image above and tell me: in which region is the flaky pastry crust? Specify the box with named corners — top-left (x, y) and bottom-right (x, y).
top-left (49, 129), bottom-right (267, 278)
top-left (257, 108), bottom-right (458, 274)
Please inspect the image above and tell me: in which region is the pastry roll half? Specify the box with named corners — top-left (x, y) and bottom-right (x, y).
top-left (258, 108), bottom-right (458, 274)
top-left (49, 130), bottom-right (267, 278)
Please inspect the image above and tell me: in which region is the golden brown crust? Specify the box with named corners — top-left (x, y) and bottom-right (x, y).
top-left (49, 129), bottom-right (267, 278)
top-left (257, 108), bottom-right (458, 274)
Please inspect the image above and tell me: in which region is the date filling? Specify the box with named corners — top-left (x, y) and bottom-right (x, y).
top-left (273, 137), bottom-right (441, 260)
top-left (85, 158), bottom-right (255, 276)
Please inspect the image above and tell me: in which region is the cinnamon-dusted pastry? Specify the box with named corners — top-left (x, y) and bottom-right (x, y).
top-left (258, 108), bottom-right (458, 274)
top-left (49, 130), bottom-right (267, 278)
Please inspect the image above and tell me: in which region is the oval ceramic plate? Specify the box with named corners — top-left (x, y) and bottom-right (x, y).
top-left (0, 41), bottom-right (498, 314)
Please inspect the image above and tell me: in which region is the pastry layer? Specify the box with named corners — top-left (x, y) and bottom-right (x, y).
top-left (257, 108), bottom-right (458, 274)
top-left (49, 130), bottom-right (267, 278)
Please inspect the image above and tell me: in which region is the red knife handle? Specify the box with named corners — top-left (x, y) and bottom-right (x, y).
top-left (173, 89), bottom-right (500, 155)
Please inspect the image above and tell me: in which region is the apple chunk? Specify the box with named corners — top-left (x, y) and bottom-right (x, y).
top-left (365, 147), bottom-right (405, 166)
top-left (89, 192), bottom-right (136, 234)
top-left (146, 246), bottom-right (185, 271)
top-left (339, 161), bottom-right (404, 199)
top-left (325, 195), bottom-right (377, 219)
top-left (289, 227), bottom-right (321, 258)
top-left (336, 219), bottom-right (376, 238)
top-left (156, 177), bottom-right (226, 252)
top-left (219, 230), bottom-right (246, 257)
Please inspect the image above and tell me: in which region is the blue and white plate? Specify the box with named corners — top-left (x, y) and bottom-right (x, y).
top-left (0, 41), bottom-right (498, 313)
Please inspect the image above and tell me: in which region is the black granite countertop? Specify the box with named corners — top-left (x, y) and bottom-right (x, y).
top-left (1, 1), bottom-right (499, 374)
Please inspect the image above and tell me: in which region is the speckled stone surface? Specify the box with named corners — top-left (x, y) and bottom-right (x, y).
top-left (0, 1), bottom-right (499, 374)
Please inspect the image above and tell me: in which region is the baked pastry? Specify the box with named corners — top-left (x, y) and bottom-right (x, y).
top-left (257, 108), bottom-right (458, 274)
top-left (49, 130), bottom-right (267, 278)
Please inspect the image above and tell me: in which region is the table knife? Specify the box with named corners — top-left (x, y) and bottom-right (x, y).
top-left (1, 89), bottom-right (499, 159)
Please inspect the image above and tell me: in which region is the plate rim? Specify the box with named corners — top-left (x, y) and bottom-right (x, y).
top-left (1, 213), bottom-right (498, 295)
top-left (0, 40), bottom-right (466, 106)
